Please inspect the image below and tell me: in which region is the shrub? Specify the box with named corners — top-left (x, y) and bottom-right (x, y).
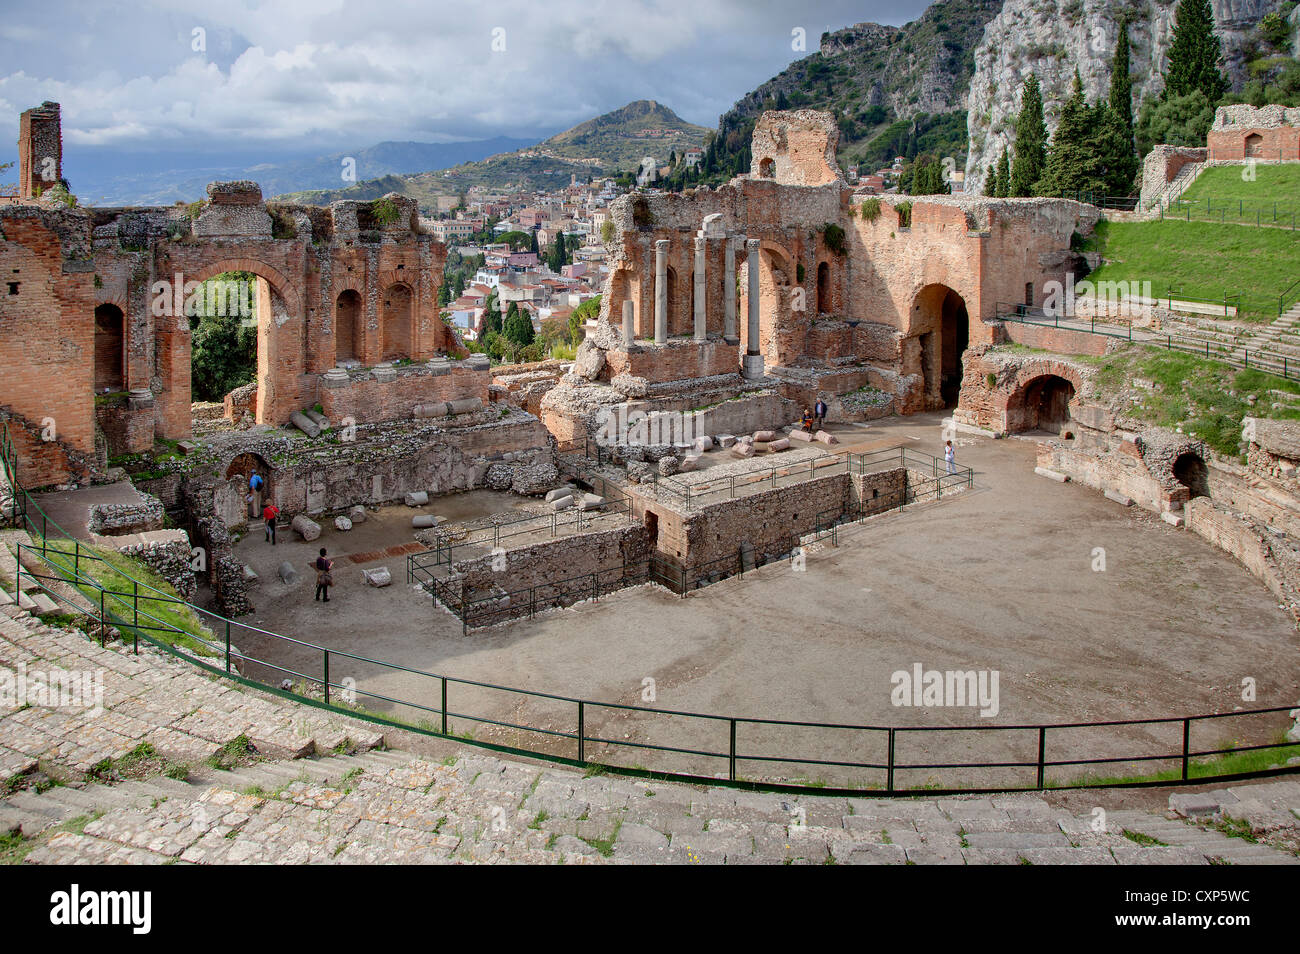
top-left (822, 223), bottom-right (848, 256)
top-left (860, 198), bottom-right (882, 222)
top-left (896, 202), bottom-right (913, 228)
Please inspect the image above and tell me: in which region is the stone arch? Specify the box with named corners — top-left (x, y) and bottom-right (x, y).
top-left (754, 241), bottom-right (794, 362)
top-left (1172, 451), bottom-right (1210, 499)
top-left (187, 258), bottom-right (301, 319)
top-left (1007, 373), bottom-right (1076, 434)
top-left (1245, 132), bottom-right (1264, 158)
top-left (179, 258), bottom-right (303, 425)
top-left (334, 289), bottom-right (362, 364)
top-left (758, 157), bottom-right (775, 179)
top-left (93, 303), bottom-right (125, 392)
top-left (910, 283), bottom-right (971, 408)
top-left (382, 281), bottom-right (413, 361)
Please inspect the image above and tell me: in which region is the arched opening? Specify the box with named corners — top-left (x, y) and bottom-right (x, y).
top-left (93, 303), bottom-right (125, 392)
top-left (911, 284), bottom-right (970, 408)
top-left (335, 289), bottom-right (361, 365)
top-left (1007, 374), bottom-right (1076, 434)
top-left (225, 452), bottom-right (273, 522)
top-left (759, 157), bottom-right (775, 179)
top-left (188, 271), bottom-right (258, 403)
top-left (816, 261), bottom-right (830, 315)
top-left (1173, 452), bottom-right (1210, 499)
top-left (382, 282), bottom-right (413, 361)
top-left (1244, 133), bottom-right (1263, 158)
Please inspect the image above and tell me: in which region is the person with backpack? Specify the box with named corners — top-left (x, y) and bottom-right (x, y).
top-left (315, 548), bottom-right (334, 602)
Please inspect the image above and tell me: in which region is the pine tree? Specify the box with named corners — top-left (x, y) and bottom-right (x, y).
top-left (1165, 0), bottom-right (1228, 102)
top-left (1010, 74), bottom-right (1048, 196)
top-left (985, 164), bottom-right (998, 198)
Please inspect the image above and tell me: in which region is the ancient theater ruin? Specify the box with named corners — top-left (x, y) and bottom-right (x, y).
top-left (3, 102), bottom-right (1298, 643)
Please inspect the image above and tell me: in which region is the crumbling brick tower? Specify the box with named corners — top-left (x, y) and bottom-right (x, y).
top-left (18, 102), bottom-right (63, 199)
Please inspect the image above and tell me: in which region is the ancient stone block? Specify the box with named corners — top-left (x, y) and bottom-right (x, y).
top-left (768, 438), bottom-right (791, 452)
top-left (348, 505), bottom-right (367, 524)
top-left (789, 429), bottom-right (813, 442)
top-left (290, 412), bottom-right (321, 439)
top-left (334, 516), bottom-right (353, 531)
top-left (404, 491), bottom-right (429, 507)
top-left (278, 561), bottom-right (299, 584)
top-left (291, 515), bottom-right (321, 541)
top-left (659, 456), bottom-right (680, 477)
top-left (363, 567), bottom-right (393, 587)
top-left (813, 430), bottom-right (837, 445)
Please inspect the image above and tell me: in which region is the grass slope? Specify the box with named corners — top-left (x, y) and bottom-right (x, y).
top-left (1178, 163), bottom-right (1300, 220)
top-left (1082, 219), bottom-right (1300, 321)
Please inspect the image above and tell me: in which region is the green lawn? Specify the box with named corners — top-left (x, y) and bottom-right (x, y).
top-left (1081, 345), bottom-right (1300, 457)
top-left (1082, 219), bottom-right (1300, 321)
top-left (1176, 163), bottom-right (1300, 222)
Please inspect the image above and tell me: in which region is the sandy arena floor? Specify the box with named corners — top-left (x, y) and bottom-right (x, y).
top-left (216, 412), bottom-right (1299, 789)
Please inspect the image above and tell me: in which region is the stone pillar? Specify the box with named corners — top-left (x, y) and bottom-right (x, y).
top-left (654, 239), bottom-right (669, 345)
top-left (693, 236), bottom-right (707, 342)
top-left (622, 300), bottom-right (635, 348)
top-left (743, 238), bottom-right (764, 378)
top-left (724, 234), bottom-right (738, 342)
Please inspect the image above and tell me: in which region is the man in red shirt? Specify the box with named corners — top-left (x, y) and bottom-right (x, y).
top-left (262, 502), bottom-right (280, 545)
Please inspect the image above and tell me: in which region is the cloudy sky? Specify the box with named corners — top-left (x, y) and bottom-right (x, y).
top-left (0, 0), bottom-right (931, 182)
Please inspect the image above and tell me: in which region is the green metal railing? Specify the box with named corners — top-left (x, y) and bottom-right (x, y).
top-left (3, 420), bottom-right (1297, 796)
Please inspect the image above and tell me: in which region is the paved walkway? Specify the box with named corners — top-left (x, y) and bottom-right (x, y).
top-left (2, 609), bottom-right (1297, 865)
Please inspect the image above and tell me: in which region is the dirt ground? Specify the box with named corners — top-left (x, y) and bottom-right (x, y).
top-left (217, 412), bottom-right (1299, 790)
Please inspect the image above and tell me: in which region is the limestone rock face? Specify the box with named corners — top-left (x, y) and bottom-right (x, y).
top-left (964, 0), bottom-right (1284, 196)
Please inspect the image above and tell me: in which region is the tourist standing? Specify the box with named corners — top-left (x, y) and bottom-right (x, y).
top-left (945, 440), bottom-right (956, 475)
top-left (814, 398), bottom-right (828, 431)
top-left (262, 502), bottom-right (280, 545)
top-left (248, 471), bottom-right (264, 515)
top-left (315, 548), bottom-right (334, 603)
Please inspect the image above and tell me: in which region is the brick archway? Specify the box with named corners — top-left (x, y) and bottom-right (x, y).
top-left (1006, 371), bottom-right (1078, 433)
top-left (164, 258), bottom-right (306, 427)
top-left (910, 283), bottom-right (972, 409)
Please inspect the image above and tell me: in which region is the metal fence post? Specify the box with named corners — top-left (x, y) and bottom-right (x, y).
top-left (729, 719), bottom-right (737, 781)
top-left (441, 677), bottom-right (449, 735)
top-left (1182, 718), bottom-right (1191, 780)
top-left (323, 650), bottom-right (330, 704)
top-left (1036, 726), bottom-right (1046, 789)
top-left (577, 701), bottom-right (586, 763)
top-left (887, 728), bottom-right (896, 793)
top-left (225, 620), bottom-right (231, 673)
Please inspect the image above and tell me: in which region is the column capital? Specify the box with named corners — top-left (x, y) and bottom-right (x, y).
top-left (745, 238), bottom-right (760, 252)
top-left (654, 238), bottom-right (670, 251)
top-left (694, 235), bottom-right (706, 250)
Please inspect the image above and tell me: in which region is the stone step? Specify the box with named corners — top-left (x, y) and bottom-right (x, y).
top-left (0, 801), bottom-right (59, 837)
top-left (29, 784), bottom-right (115, 815)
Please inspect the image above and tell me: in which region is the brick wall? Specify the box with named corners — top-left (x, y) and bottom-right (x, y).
top-left (319, 364), bottom-right (490, 425)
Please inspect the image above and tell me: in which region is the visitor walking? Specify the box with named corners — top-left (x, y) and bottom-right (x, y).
top-left (314, 548), bottom-right (334, 603)
top-left (944, 440), bottom-right (956, 475)
top-left (248, 471), bottom-right (264, 515)
top-left (813, 398), bottom-right (828, 431)
top-left (262, 502), bottom-right (280, 545)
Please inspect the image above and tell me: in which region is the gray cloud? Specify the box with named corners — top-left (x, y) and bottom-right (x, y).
top-left (0, 0), bottom-right (931, 156)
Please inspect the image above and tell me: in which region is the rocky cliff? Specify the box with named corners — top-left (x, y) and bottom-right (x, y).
top-left (964, 0), bottom-right (1288, 195)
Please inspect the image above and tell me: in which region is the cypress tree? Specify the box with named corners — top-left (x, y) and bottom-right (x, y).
top-left (1105, 18), bottom-right (1140, 195)
top-left (995, 148), bottom-right (1011, 198)
top-left (1042, 72), bottom-right (1095, 197)
top-left (1010, 74), bottom-right (1048, 196)
top-left (1165, 0), bottom-right (1228, 102)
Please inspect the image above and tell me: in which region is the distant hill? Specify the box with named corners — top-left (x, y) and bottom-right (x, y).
top-left (68, 136), bottom-right (537, 207)
top-left (669, 0), bottom-right (999, 188)
top-left (537, 99), bottom-right (709, 169)
top-left (276, 101), bottom-right (709, 206)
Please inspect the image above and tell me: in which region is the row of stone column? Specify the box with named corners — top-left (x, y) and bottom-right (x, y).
top-left (621, 234), bottom-right (762, 377)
